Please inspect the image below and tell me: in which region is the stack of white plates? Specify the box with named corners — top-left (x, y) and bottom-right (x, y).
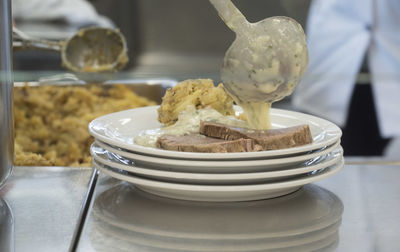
top-left (89, 106), bottom-right (343, 202)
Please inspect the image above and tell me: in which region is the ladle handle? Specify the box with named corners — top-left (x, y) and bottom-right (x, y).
top-left (12, 27), bottom-right (61, 52)
top-left (209, 0), bottom-right (250, 33)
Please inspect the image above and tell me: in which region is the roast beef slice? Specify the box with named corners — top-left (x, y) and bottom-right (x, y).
top-left (156, 133), bottom-right (257, 153)
top-left (199, 121), bottom-right (313, 150)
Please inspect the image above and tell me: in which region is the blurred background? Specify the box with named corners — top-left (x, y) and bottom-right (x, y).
top-left (12, 0), bottom-right (310, 81)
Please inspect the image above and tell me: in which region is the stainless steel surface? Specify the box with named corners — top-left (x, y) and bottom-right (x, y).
top-left (0, 0), bottom-right (13, 188)
top-left (315, 164), bottom-right (400, 252)
top-left (77, 174), bottom-right (342, 252)
top-left (0, 197), bottom-right (14, 252)
top-left (76, 164), bottom-right (400, 252)
top-left (344, 156), bottom-right (400, 165)
top-left (13, 27), bottom-right (128, 73)
top-left (0, 166), bottom-right (93, 252)
top-left (69, 169), bottom-right (98, 252)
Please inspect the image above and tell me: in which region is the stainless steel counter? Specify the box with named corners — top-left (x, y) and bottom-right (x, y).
top-left (75, 163), bottom-right (400, 252)
top-left (1, 163), bottom-right (399, 252)
top-left (0, 166), bottom-right (94, 252)
top-left (315, 164), bottom-right (400, 252)
top-left (0, 196), bottom-right (13, 252)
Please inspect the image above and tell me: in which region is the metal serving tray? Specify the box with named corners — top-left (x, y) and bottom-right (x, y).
top-left (14, 78), bottom-right (177, 104)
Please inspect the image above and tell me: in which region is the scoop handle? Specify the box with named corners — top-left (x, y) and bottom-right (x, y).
top-left (209, 0), bottom-right (250, 33)
top-left (12, 27), bottom-right (61, 52)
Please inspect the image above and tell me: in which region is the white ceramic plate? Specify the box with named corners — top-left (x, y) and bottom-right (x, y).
top-left (93, 158), bottom-right (344, 202)
top-left (88, 106), bottom-right (342, 160)
top-left (95, 140), bottom-right (341, 173)
top-left (91, 144), bottom-right (343, 185)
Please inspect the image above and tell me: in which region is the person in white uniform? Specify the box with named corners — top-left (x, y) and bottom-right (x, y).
top-left (12, 0), bottom-right (113, 28)
top-left (292, 0), bottom-right (399, 155)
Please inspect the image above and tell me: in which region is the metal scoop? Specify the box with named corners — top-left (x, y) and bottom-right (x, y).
top-left (13, 27), bottom-right (129, 73)
top-left (209, 0), bottom-right (309, 129)
top-left (209, 0), bottom-right (308, 103)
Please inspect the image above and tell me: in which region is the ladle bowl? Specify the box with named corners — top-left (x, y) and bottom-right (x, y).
top-left (209, 0), bottom-right (308, 104)
top-left (13, 27), bottom-right (129, 73)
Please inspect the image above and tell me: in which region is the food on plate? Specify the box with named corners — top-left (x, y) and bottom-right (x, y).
top-left (155, 122), bottom-right (312, 153)
top-left (157, 79), bottom-right (235, 126)
top-left (135, 78), bottom-right (313, 153)
top-left (200, 121), bottom-right (313, 150)
top-left (14, 84), bottom-right (156, 166)
top-left (135, 106), bottom-right (246, 148)
top-left (156, 133), bottom-right (257, 153)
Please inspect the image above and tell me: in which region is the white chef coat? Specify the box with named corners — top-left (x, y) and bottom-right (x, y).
top-left (292, 0), bottom-right (400, 137)
top-left (12, 0), bottom-right (113, 27)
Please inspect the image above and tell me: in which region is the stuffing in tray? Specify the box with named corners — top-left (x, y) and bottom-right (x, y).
top-left (14, 84), bottom-right (156, 167)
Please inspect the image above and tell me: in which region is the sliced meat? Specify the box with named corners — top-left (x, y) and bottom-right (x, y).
top-left (200, 121), bottom-right (313, 150)
top-left (156, 133), bottom-right (257, 153)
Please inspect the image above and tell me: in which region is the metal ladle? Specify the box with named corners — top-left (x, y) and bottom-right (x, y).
top-left (13, 27), bottom-right (129, 73)
top-left (209, 0), bottom-right (308, 129)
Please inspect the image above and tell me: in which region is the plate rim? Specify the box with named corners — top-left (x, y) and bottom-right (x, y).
top-left (91, 145), bottom-right (343, 182)
top-left (93, 158), bottom-right (344, 192)
top-left (95, 140), bottom-right (341, 171)
top-left (88, 106), bottom-right (342, 160)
